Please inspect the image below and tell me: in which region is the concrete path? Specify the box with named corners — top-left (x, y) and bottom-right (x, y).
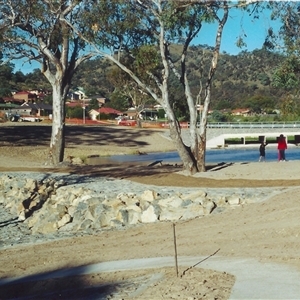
top-left (2, 256), bottom-right (300, 299)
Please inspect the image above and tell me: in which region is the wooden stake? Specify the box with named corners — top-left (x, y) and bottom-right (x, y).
top-left (173, 223), bottom-right (178, 277)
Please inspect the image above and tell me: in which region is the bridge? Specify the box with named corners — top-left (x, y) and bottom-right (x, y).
top-left (206, 122), bottom-right (300, 129)
top-left (206, 131), bottom-right (300, 149)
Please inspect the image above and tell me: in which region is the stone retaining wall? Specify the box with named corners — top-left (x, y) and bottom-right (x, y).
top-left (0, 174), bottom-right (280, 236)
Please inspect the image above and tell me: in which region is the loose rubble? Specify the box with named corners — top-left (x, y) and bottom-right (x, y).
top-left (0, 172), bottom-right (282, 248)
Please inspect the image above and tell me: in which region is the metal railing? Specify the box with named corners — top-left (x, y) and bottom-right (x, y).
top-left (205, 122), bottom-right (300, 129)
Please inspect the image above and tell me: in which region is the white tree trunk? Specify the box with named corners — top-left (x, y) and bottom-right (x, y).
top-left (48, 82), bottom-right (65, 165)
top-left (163, 100), bottom-right (198, 174)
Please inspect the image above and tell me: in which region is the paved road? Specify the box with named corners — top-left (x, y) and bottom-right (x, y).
top-left (2, 256), bottom-right (300, 299)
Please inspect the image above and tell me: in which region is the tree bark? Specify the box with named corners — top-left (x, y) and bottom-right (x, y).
top-left (164, 102), bottom-right (198, 174)
top-left (48, 81), bottom-right (65, 165)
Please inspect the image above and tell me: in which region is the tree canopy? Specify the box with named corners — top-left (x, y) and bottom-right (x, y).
top-left (0, 0), bottom-right (95, 164)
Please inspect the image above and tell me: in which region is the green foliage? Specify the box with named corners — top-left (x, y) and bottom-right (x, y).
top-left (0, 45), bottom-right (288, 117)
top-left (0, 44), bottom-right (292, 120)
top-left (280, 96), bottom-right (300, 119)
top-left (0, 54), bottom-right (14, 94)
top-left (257, 73), bottom-right (271, 86)
top-left (43, 95), bottom-right (52, 104)
top-left (157, 109), bottom-right (166, 119)
top-left (133, 45), bottom-right (160, 75)
top-left (88, 98), bottom-right (100, 111)
top-left (245, 95), bottom-right (274, 113)
top-left (0, 88), bottom-right (12, 97)
top-left (66, 105), bottom-right (85, 119)
top-left (272, 56), bottom-right (300, 90)
top-left (236, 36), bottom-right (247, 49)
top-left (210, 110), bottom-right (229, 122)
top-left (109, 91), bottom-right (130, 112)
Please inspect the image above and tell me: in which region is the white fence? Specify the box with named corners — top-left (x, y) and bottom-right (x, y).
top-left (205, 122), bottom-right (300, 129)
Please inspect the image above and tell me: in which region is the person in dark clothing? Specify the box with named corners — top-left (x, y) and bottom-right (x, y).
top-left (259, 141), bottom-right (268, 162)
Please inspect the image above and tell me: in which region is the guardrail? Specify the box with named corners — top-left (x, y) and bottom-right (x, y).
top-left (205, 122), bottom-right (300, 129)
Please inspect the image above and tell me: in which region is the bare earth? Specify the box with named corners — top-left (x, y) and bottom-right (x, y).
top-left (1, 123), bottom-right (300, 299)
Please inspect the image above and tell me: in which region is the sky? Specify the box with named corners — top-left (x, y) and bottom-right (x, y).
top-left (195, 7), bottom-right (281, 55)
top-left (12, 5), bottom-right (282, 74)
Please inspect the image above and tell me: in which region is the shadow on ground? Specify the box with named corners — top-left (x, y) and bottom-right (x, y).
top-left (0, 264), bottom-right (122, 300)
top-left (0, 124), bottom-right (159, 148)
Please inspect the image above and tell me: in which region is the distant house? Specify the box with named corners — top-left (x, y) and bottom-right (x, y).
top-left (0, 101), bottom-right (20, 111)
top-left (67, 87), bottom-right (87, 100)
top-left (1, 96), bottom-right (28, 107)
top-left (28, 89), bottom-right (51, 101)
top-left (96, 97), bottom-right (108, 107)
top-left (88, 95), bottom-right (109, 107)
top-left (231, 108), bottom-right (251, 116)
top-left (65, 101), bottom-right (84, 108)
top-left (1, 96), bottom-right (15, 103)
top-left (17, 103), bottom-right (53, 117)
top-left (100, 107), bottom-right (122, 115)
top-left (88, 109), bottom-right (99, 120)
top-left (89, 107), bottom-right (123, 120)
top-left (67, 92), bottom-right (81, 101)
top-left (13, 91), bottom-right (37, 103)
top-left (123, 105), bottom-right (159, 120)
top-left (10, 89), bottom-right (18, 95)
top-left (89, 107), bottom-right (122, 120)
top-left (66, 101), bottom-right (82, 108)
top-left (123, 107), bottom-right (138, 119)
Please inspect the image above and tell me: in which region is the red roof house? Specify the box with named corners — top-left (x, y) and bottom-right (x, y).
top-left (99, 107), bottom-right (122, 115)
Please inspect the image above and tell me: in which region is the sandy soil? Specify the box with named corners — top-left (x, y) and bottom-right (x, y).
top-left (1, 123), bottom-right (300, 299)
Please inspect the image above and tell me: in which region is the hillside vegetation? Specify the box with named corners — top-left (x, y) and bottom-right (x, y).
top-left (3, 46), bottom-right (289, 112)
top-left (71, 46), bottom-right (288, 111)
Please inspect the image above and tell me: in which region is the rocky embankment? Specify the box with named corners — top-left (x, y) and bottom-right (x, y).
top-left (0, 172), bottom-right (282, 249)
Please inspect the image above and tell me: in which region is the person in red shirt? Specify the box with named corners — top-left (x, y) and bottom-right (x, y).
top-left (277, 134), bottom-right (287, 161)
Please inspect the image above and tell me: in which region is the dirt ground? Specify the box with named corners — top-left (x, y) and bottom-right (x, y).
top-left (1, 123), bottom-right (300, 299)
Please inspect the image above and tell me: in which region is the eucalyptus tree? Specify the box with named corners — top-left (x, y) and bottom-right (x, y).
top-left (60, 1), bottom-right (212, 173)
top-left (265, 1), bottom-right (300, 119)
top-left (267, 2), bottom-right (300, 88)
top-left (0, 51), bottom-right (14, 96)
top-left (0, 0), bottom-right (95, 165)
top-left (71, 0), bottom-right (263, 174)
top-left (107, 67), bottom-right (151, 110)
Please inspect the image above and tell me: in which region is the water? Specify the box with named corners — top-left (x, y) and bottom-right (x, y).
top-left (88, 146), bottom-right (300, 165)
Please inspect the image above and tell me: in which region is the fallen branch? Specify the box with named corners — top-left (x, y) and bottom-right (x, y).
top-left (181, 248), bottom-right (221, 277)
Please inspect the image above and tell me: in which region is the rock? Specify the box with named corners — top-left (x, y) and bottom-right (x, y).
top-left (57, 213), bottom-right (72, 229)
top-left (140, 190), bottom-right (158, 202)
top-left (183, 203), bottom-right (205, 219)
top-left (181, 190), bottom-right (207, 201)
top-left (24, 178), bottom-right (37, 191)
top-left (204, 200), bottom-right (216, 214)
top-left (141, 205), bottom-right (159, 223)
top-left (102, 198), bottom-right (124, 209)
top-left (127, 208), bottom-right (142, 225)
top-left (98, 212), bottom-right (113, 228)
top-left (214, 196), bottom-right (228, 206)
top-left (32, 221), bottom-right (58, 234)
top-left (227, 195), bottom-right (241, 206)
top-left (158, 196), bottom-right (183, 208)
top-left (0, 174), bottom-right (271, 238)
top-left (160, 207), bottom-right (185, 221)
top-left (18, 211), bottom-right (26, 221)
top-left (78, 219), bottom-right (93, 231)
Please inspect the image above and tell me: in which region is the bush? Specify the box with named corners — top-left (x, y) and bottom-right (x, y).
top-left (66, 105), bottom-right (85, 119)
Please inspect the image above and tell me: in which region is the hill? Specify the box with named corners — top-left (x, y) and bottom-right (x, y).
top-left (70, 46), bottom-right (287, 111)
top-left (4, 46), bottom-right (288, 111)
